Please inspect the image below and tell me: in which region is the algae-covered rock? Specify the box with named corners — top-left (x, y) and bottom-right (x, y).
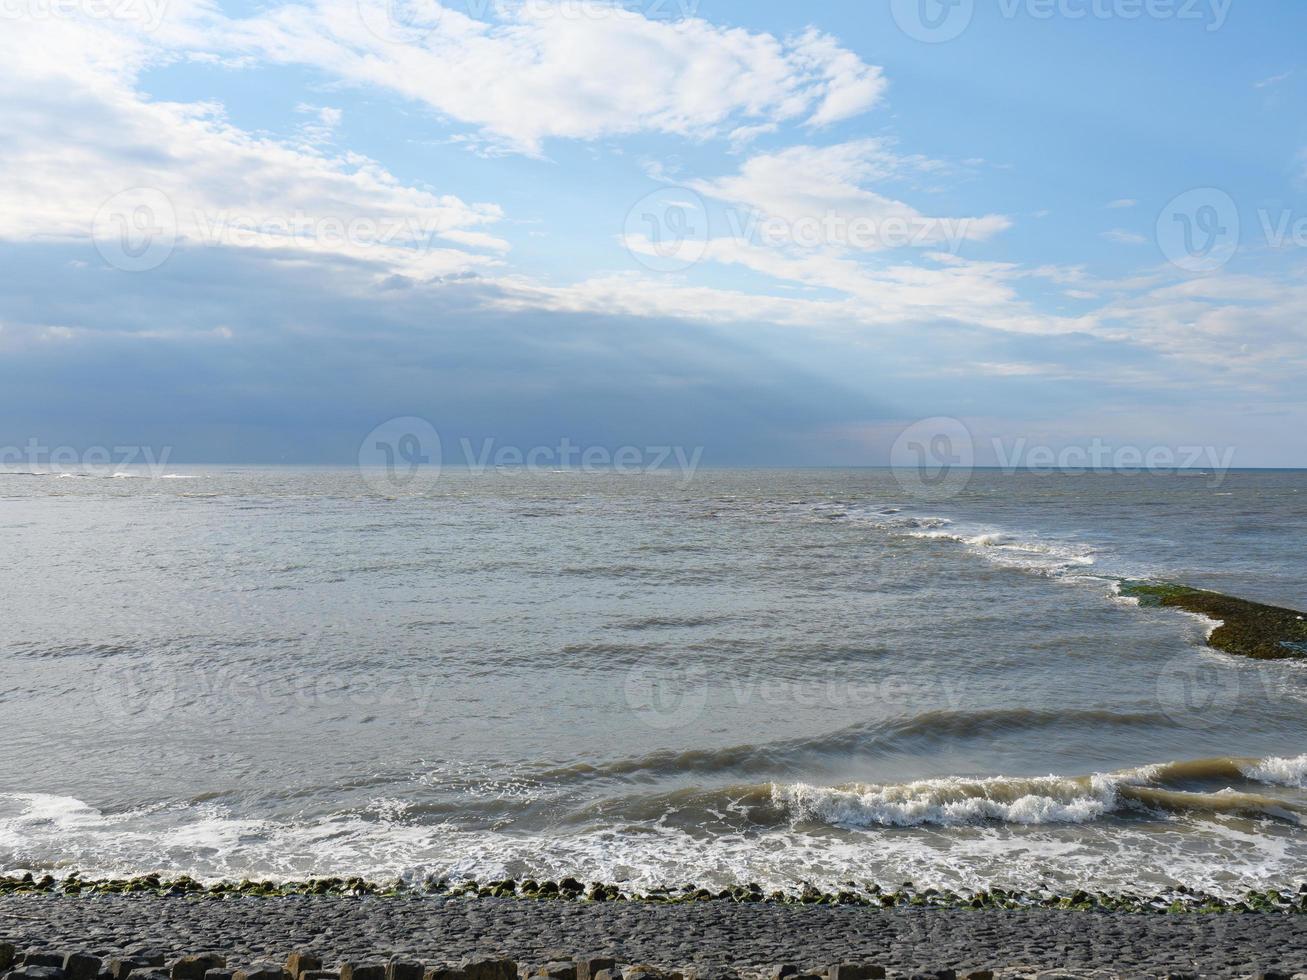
top-left (1120, 581), bottom-right (1307, 660)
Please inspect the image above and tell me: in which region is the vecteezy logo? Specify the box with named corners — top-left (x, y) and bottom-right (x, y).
top-left (1156, 654), bottom-right (1240, 725)
top-left (622, 659), bottom-right (709, 730)
top-left (92, 187), bottom-right (177, 272)
top-left (356, 0), bottom-right (439, 44)
top-left (890, 416), bottom-right (974, 499)
top-left (357, 416), bottom-right (442, 494)
top-left (623, 186), bottom-right (711, 273)
top-left (1156, 188), bottom-right (1240, 273)
top-left (89, 662), bottom-right (182, 721)
top-left (890, 0), bottom-right (974, 43)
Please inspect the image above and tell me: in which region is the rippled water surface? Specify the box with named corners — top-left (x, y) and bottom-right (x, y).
top-left (1, 467), bottom-right (1305, 894)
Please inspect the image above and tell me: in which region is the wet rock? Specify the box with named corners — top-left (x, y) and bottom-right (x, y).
top-left (109, 958), bottom-right (154, 980)
top-left (573, 958), bottom-right (614, 980)
top-left (680, 970), bottom-right (738, 980)
top-left (827, 965), bottom-right (885, 980)
top-left (1, 942), bottom-right (15, 972)
top-left (1119, 581), bottom-right (1307, 660)
top-left (171, 956), bottom-right (227, 980)
top-left (960, 972), bottom-right (993, 980)
top-left (233, 964), bottom-right (284, 980)
top-left (21, 954), bottom-right (67, 969)
top-left (386, 963), bottom-right (422, 980)
top-left (124, 955), bottom-right (165, 969)
top-left (622, 967), bottom-right (675, 980)
top-left (300, 972), bottom-right (339, 980)
top-left (203, 971), bottom-right (234, 980)
top-left (7, 968), bottom-right (67, 980)
top-left (3, 891), bottom-right (1307, 977)
top-left (62, 954), bottom-right (101, 980)
top-left (285, 955), bottom-right (322, 979)
top-left (456, 960), bottom-right (516, 980)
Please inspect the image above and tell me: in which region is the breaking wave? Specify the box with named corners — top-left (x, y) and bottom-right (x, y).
top-left (797, 502), bottom-right (1099, 578)
top-left (773, 754), bottom-right (1307, 829)
top-left (3, 752), bottom-right (1305, 898)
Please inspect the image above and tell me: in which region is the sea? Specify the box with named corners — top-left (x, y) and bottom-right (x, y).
top-left (1, 465), bottom-right (1305, 897)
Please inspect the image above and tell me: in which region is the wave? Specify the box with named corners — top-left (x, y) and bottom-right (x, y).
top-left (0, 470), bottom-right (191, 481)
top-left (4, 754), bottom-right (1306, 897)
top-left (909, 528), bottom-right (1097, 576)
top-left (530, 708), bottom-right (1164, 785)
top-left (0, 471), bottom-right (91, 479)
top-left (1241, 753), bottom-right (1307, 787)
top-left (798, 502), bottom-right (1098, 578)
top-left (775, 774), bottom-right (1115, 827)
top-left (523, 741), bottom-right (1307, 833)
top-left (614, 613), bottom-right (732, 631)
top-left (772, 753), bottom-right (1307, 829)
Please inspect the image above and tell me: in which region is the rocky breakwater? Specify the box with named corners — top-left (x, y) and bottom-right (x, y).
top-left (1119, 582), bottom-right (1307, 660)
top-left (0, 945), bottom-right (992, 980)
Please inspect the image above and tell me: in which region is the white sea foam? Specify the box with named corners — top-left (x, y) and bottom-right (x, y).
top-left (838, 501), bottom-right (1099, 579)
top-left (1241, 754), bottom-right (1307, 788)
top-left (965, 532), bottom-right (1011, 547)
top-left (1178, 609), bottom-right (1223, 639)
top-left (907, 525), bottom-right (1097, 576)
top-left (772, 775), bottom-right (1118, 828)
top-left (770, 757), bottom-right (1307, 831)
top-left (4, 787), bottom-right (1304, 900)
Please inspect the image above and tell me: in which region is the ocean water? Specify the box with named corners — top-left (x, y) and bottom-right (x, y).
top-left (1, 466), bottom-right (1305, 896)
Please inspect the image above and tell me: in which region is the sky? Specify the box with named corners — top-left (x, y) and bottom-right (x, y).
top-left (2, 0), bottom-right (1306, 467)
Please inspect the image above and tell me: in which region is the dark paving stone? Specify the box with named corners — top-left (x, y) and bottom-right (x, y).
top-left (0, 897), bottom-right (1304, 978)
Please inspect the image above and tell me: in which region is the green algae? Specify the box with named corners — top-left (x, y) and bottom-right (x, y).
top-left (1119, 581), bottom-right (1307, 660)
top-left (2, 872), bottom-right (1306, 914)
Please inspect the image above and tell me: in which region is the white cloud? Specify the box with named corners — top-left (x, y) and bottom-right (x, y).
top-left (727, 123), bottom-right (779, 150)
top-left (7, 1), bottom-right (1299, 405)
top-left (1102, 229), bottom-right (1148, 245)
top-left (686, 141), bottom-right (1012, 252)
top-left (295, 103), bottom-right (343, 146)
top-left (198, 0), bottom-right (886, 155)
top-left (969, 361), bottom-right (1058, 377)
top-left (1107, 198), bottom-right (1137, 209)
top-left (1092, 272), bottom-right (1307, 380)
top-left (0, 17), bottom-right (505, 281)
top-left (1255, 70), bottom-right (1292, 89)
top-left (504, 245), bottom-right (1093, 338)
top-left (563, 140), bottom-right (1067, 341)
top-left (0, 10), bottom-right (1038, 344)
top-left (790, 29), bottom-right (887, 127)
